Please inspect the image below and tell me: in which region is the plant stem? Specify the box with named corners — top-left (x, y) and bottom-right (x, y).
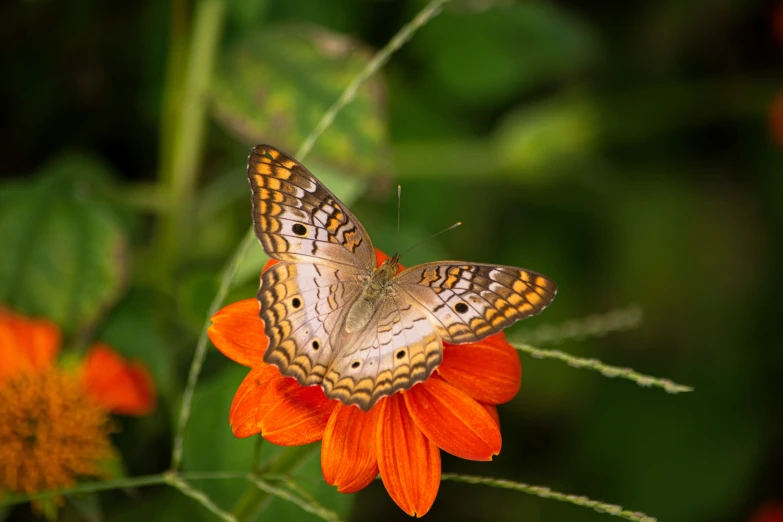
top-left (511, 342), bottom-right (694, 393)
top-left (296, 0), bottom-right (451, 160)
top-left (251, 435), bottom-right (264, 473)
top-left (232, 446), bottom-right (318, 522)
top-left (158, 0), bottom-right (188, 206)
top-left (0, 474), bottom-right (168, 506)
top-left (441, 474), bottom-right (657, 522)
top-left (170, 230), bottom-right (255, 470)
top-left (154, 0), bottom-right (225, 288)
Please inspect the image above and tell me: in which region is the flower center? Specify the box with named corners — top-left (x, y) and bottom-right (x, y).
top-left (0, 368), bottom-right (115, 495)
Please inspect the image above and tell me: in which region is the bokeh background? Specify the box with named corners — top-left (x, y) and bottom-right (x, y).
top-left (2, 0), bottom-right (783, 521)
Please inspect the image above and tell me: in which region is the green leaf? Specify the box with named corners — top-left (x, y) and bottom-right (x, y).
top-left (212, 24), bottom-right (390, 179)
top-left (493, 95), bottom-right (599, 180)
top-left (0, 154), bottom-right (127, 334)
top-left (226, 0), bottom-right (270, 34)
top-left (413, 2), bottom-right (599, 105)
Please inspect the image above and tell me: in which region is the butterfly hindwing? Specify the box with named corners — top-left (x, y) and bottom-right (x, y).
top-left (247, 145), bottom-right (376, 269)
top-left (395, 262), bottom-right (557, 344)
top-left (321, 296), bottom-right (442, 411)
top-left (258, 261), bottom-right (363, 387)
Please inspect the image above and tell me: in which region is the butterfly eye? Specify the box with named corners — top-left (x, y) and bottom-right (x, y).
top-left (351, 361), bottom-right (361, 369)
top-left (454, 302), bottom-right (469, 314)
top-left (292, 223), bottom-right (307, 236)
top-left (312, 339), bottom-right (320, 351)
top-left (396, 350), bottom-right (406, 360)
top-left (291, 297), bottom-right (302, 308)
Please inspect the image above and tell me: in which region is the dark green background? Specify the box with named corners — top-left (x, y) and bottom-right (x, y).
top-left (1, 1), bottom-right (782, 521)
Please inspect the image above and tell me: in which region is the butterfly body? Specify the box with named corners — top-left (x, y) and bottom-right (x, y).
top-left (248, 145), bottom-right (557, 410)
top-left (345, 255), bottom-right (400, 333)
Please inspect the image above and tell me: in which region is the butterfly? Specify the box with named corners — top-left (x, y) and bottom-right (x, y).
top-left (248, 145), bottom-right (557, 411)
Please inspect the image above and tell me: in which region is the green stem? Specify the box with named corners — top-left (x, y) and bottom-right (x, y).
top-left (510, 306), bottom-right (643, 346)
top-left (232, 446), bottom-right (318, 522)
top-left (251, 435), bottom-right (264, 473)
top-left (0, 471), bottom-right (254, 508)
top-left (154, 0), bottom-right (226, 287)
top-left (510, 342), bottom-right (694, 393)
top-left (170, 230), bottom-right (255, 470)
top-left (296, 0), bottom-right (451, 160)
top-left (246, 477), bottom-right (339, 522)
top-left (0, 474), bottom-right (168, 506)
top-left (158, 0), bottom-right (188, 202)
top-left (166, 473), bottom-right (237, 522)
top-left (441, 473), bottom-right (657, 522)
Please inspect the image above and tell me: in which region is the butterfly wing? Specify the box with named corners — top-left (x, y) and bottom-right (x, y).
top-left (394, 262), bottom-right (557, 344)
top-left (321, 295), bottom-right (442, 411)
top-left (258, 261), bottom-right (364, 387)
top-left (247, 144), bottom-right (376, 269)
top-left (260, 262), bottom-right (442, 411)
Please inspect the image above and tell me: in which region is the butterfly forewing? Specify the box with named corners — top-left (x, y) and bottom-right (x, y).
top-left (395, 262), bottom-right (557, 344)
top-left (247, 145), bottom-right (376, 269)
top-left (248, 144), bottom-right (557, 410)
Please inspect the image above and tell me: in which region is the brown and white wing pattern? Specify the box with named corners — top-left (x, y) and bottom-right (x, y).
top-left (395, 262), bottom-right (557, 344)
top-left (258, 261), bottom-right (363, 387)
top-left (320, 296), bottom-right (442, 411)
top-left (247, 144), bottom-right (375, 269)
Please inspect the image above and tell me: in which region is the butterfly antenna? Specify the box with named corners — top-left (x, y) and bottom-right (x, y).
top-left (399, 222), bottom-right (462, 259)
top-left (396, 185), bottom-right (402, 255)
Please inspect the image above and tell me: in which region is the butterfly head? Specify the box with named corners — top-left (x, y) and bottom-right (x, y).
top-left (364, 254), bottom-right (400, 296)
top-left (377, 254), bottom-right (400, 280)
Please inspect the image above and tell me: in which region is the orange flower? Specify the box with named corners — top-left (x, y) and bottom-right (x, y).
top-left (772, 89), bottom-right (783, 149)
top-left (749, 501), bottom-right (783, 522)
top-left (775, 2), bottom-right (783, 45)
top-left (209, 250), bottom-right (521, 516)
top-left (0, 308), bottom-right (156, 497)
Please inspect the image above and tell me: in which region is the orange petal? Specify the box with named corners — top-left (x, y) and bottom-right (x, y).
top-left (81, 343), bottom-right (156, 415)
top-left (256, 375), bottom-right (336, 446)
top-left (749, 501), bottom-right (783, 522)
top-left (321, 403), bottom-right (381, 493)
top-left (773, 90), bottom-right (783, 149)
top-left (208, 299), bottom-right (267, 367)
top-left (438, 332), bottom-right (521, 405)
top-left (404, 376), bottom-right (501, 461)
top-left (229, 365), bottom-right (282, 437)
top-left (481, 403), bottom-right (500, 426)
top-left (374, 249), bottom-right (404, 272)
top-left (376, 395), bottom-right (440, 517)
top-left (0, 308), bottom-right (60, 380)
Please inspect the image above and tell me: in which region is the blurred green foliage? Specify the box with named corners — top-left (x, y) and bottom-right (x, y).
top-left (1, 0), bottom-right (782, 521)
top-left (0, 156), bottom-right (126, 335)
